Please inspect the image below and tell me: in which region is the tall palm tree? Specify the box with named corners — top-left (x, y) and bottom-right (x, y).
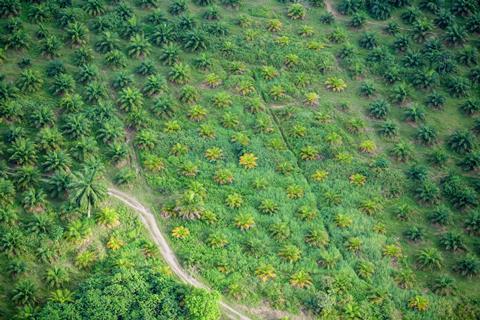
top-left (69, 167), bottom-right (106, 218)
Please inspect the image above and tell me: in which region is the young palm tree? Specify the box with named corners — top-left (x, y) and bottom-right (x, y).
top-left (128, 33), bottom-right (151, 58)
top-left (324, 77), bottom-right (347, 92)
top-left (408, 295), bottom-right (429, 312)
top-left (404, 105), bottom-right (425, 122)
top-left (134, 129), bottom-right (156, 150)
top-left (168, 63), bottom-right (191, 84)
top-left (16, 69), bottom-right (43, 93)
top-left (181, 30), bottom-right (207, 52)
top-left (290, 270), bottom-right (312, 288)
top-left (234, 212), bottom-right (255, 231)
top-left (50, 74), bottom-right (75, 96)
top-left (455, 254), bottom-right (479, 277)
top-left (117, 87), bottom-right (144, 112)
top-left (415, 180), bottom-right (440, 204)
top-left (447, 130), bottom-right (474, 154)
top-left (416, 126), bottom-right (437, 145)
top-left (8, 138), bottom-right (37, 165)
top-left (104, 50), bottom-right (127, 68)
top-left (446, 76), bottom-right (471, 97)
top-left (416, 247), bottom-right (443, 270)
top-left (431, 275), bottom-right (456, 296)
top-left (459, 152), bottom-right (480, 171)
top-left (45, 266), bottom-right (70, 288)
top-left (444, 24), bottom-right (467, 45)
top-left (48, 289), bottom-right (73, 304)
top-left (460, 99), bottom-right (479, 115)
top-left (83, 0), bottom-right (105, 16)
top-left (65, 22), bottom-right (88, 47)
top-left (95, 31), bottom-right (118, 53)
top-left (11, 279), bottom-right (37, 306)
top-left (368, 99), bottom-right (390, 119)
top-left (439, 232), bottom-right (466, 251)
top-left (305, 228), bottom-right (329, 247)
top-left (69, 166), bottom-right (106, 218)
top-left (278, 244), bottom-right (301, 263)
top-left (255, 264), bottom-right (276, 282)
top-left (287, 3), bottom-right (306, 20)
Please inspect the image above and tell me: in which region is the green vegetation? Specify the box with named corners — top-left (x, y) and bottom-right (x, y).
top-left (0, 0), bottom-right (479, 319)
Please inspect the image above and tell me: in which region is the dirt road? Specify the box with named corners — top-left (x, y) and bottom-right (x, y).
top-left (108, 187), bottom-right (252, 320)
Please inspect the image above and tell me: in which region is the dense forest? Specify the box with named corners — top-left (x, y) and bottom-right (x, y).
top-left (0, 0), bottom-right (479, 319)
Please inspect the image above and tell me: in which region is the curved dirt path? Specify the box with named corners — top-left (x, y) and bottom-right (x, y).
top-left (107, 188), bottom-right (251, 320)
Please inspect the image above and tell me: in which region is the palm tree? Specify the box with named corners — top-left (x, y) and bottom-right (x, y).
top-left (117, 87), bottom-right (144, 112)
top-left (45, 171), bottom-right (71, 199)
top-left (404, 226), bottom-right (424, 242)
top-left (96, 207), bottom-right (119, 227)
top-left (104, 50), bottom-right (127, 68)
top-left (465, 211), bottom-right (480, 235)
top-left (42, 150), bottom-right (72, 173)
top-left (149, 23), bottom-right (176, 46)
top-left (95, 31), bottom-right (118, 53)
top-left (444, 24), bottom-right (467, 45)
top-left (439, 232), bottom-right (466, 251)
top-left (48, 289), bottom-right (74, 304)
top-left (446, 76), bottom-right (471, 97)
top-left (425, 91), bottom-right (446, 109)
top-left (416, 126), bottom-right (437, 145)
top-left (8, 138), bottom-right (37, 165)
top-left (65, 22), bottom-right (88, 46)
top-left (45, 266), bottom-right (70, 288)
top-left (128, 33), bottom-right (151, 58)
top-left (455, 254), bottom-right (479, 277)
top-left (135, 129), bottom-right (157, 150)
top-left (447, 130), bottom-right (474, 154)
top-left (69, 166), bottom-right (106, 218)
top-left (287, 3), bottom-right (306, 20)
top-left (50, 74), bottom-right (75, 96)
top-left (12, 279), bottom-right (37, 305)
top-left (434, 9), bottom-right (454, 29)
top-left (416, 247), bottom-right (443, 270)
top-left (367, 0), bottom-right (392, 20)
top-left (290, 270), bottom-right (312, 288)
top-left (338, 0), bottom-right (363, 14)
top-left (0, 0), bottom-right (21, 17)
top-left (460, 152), bottom-right (480, 171)
top-left (431, 275), bottom-right (456, 296)
top-left (16, 69), bottom-right (43, 92)
top-left (411, 19), bottom-right (433, 43)
top-left (84, 82), bottom-right (106, 103)
top-left (415, 180), bottom-right (440, 204)
top-left (62, 114), bottom-right (90, 139)
top-left (460, 99), bottom-right (479, 115)
top-left (159, 43), bottom-right (180, 66)
top-left (278, 244), bottom-right (301, 263)
top-left (168, 63), bottom-right (191, 84)
top-left (404, 105), bottom-right (425, 122)
top-left (0, 178), bottom-right (15, 207)
top-left (182, 30), bottom-right (208, 51)
top-left (368, 99), bottom-right (390, 119)
top-left (83, 0), bottom-right (105, 16)
top-left (359, 32), bottom-right (378, 49)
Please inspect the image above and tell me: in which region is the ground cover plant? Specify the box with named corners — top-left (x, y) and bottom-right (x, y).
top-left (0, 0), bottom-right (479, 319)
